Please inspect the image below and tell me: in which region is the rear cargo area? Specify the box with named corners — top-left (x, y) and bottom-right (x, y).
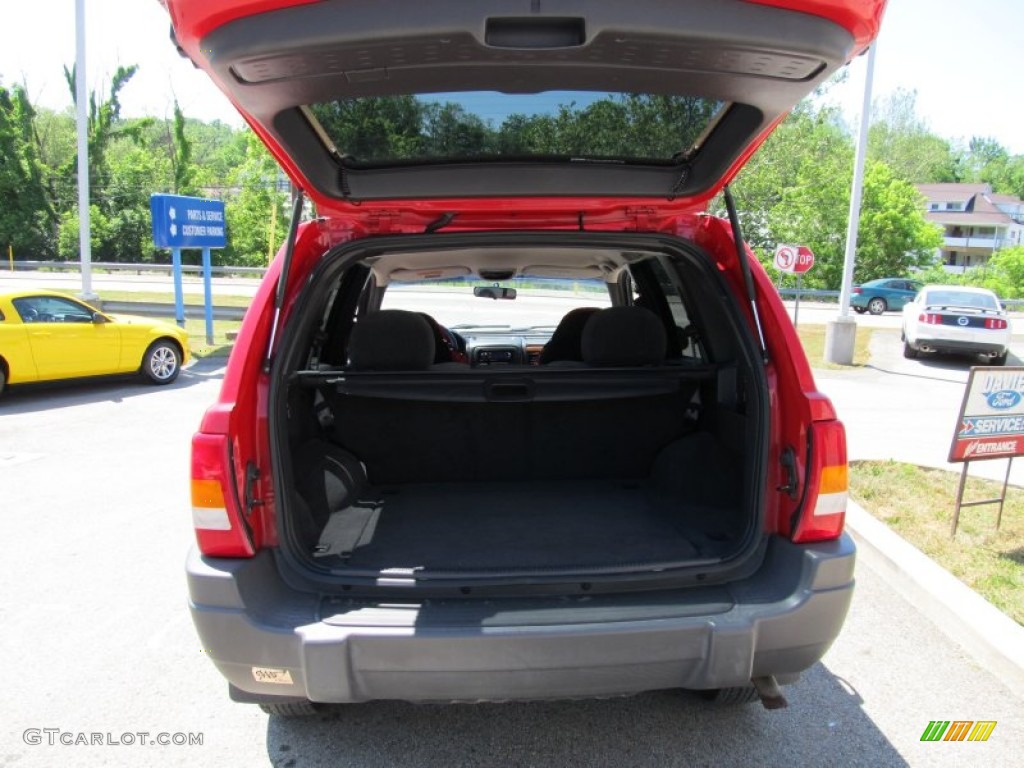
top-left (272, 237), bottom-right (767, 586)
top-left (285, 380), bottom-right (751, 578)
top-left (328, 480), bottom-right (707, 572)
top-left (303, 426), bottom-right (746, 575)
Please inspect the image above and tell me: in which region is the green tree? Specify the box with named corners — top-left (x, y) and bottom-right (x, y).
top-left (103, 137), bottom-right (172, 262)
top-left (853, 163), bottom-right (943, 281)
top-left (0, 81), bottom-right (56, 257)
top-left (958, 137), bottom-right (1024, 200)
top-left (57, 203), bottom-right (111, 261)
top-left (868, 89), bottom-right (958, 183)
top-left (767, 160), bottom-right (943, 288)
top-left (223, 131), bottom-right (288, 266)
top-left (62, 64), bottom-right (141, 192)
top-left (983, 246), bottom-right (1024, 298)
top-left (730, 103), bottom-right (853, 258)
top-left (960, 136), bottom-right (1008, 183)
top-left (310, 96), bottom-right (424, 161)
top-left (169, 101), bottom-right (198, 195)
top-left (742, 106), bottom-right (855, 288)
top-left (58, 64), bottom-right (158, 262)
top-left (421, 102), bottom-right (492, 157)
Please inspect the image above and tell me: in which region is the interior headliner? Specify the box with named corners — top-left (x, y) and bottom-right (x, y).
top-left (366, 246), bottom-right (644, 285)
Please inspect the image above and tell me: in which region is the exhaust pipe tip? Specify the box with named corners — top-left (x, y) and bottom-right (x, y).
top-left (751, 675), bottom-right (789, 710)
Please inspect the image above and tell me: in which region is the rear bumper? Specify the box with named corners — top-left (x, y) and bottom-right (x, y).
top-left (913, 336), bottom-right (1006, 356)
top-left (187, 535), bottom-right (855, 703)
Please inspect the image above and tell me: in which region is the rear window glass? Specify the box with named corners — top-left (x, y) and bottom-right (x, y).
top-left (923, 290), bottom-right (999, 310)
top-left (308, 92), bottom-right (724, 165)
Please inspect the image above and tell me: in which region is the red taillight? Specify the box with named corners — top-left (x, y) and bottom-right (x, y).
top-left (985, 317), bottom-right (1008, 330)
top-left (792, 421), bottom-right (848, 543)
top-left (191, 433), bottom-right (255, 557)
top-left (919, 313), bottom-right (942, 325)
top-left (851, 287), bottom-right (862, 295)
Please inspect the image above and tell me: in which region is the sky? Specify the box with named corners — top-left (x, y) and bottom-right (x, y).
top-left (0, 0), bottom-right (1022, 154)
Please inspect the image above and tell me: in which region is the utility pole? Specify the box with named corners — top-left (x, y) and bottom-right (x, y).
top-left (825, 42), bottom-right (877, 364)
top-left (75, 0), bottom-right (97, 300)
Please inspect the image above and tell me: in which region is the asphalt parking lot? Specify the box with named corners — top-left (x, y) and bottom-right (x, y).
top-left (818, 327), bottom-right (1024, 485)
top-left (1, 355), bottom-right (1022, 767)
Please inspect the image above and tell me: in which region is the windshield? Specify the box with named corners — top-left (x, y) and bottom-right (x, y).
top-left (380, 276), bottom-right (611, 329)
top-left (308, 92), bottom-right (724, 165)
top-left (923, 290), bottom-right (999, 310)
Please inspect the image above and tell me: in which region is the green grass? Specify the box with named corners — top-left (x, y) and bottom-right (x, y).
top-left (849, 460), bottom-right (1024, 625)
top-left (796, 324), bottom-right (873, 368)
top-left (183, 318), bottom-right (243, 359)
top-left (98, 290), bottom-right (253, 308)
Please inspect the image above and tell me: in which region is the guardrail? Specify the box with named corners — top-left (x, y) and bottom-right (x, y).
top-left (777, 288), bottom-right (840, 301)
top-left (98, 300), bottom-right (247, 321)
top-left (7, 260), bottom-right (267, 278)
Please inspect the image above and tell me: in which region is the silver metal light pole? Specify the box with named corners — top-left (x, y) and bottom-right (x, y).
top-left (75, 0), bottom-right (96, 300)
top-left (837, 43), bottom-right (877, 319)
top-left (825, 42), bottom-right (877, 364)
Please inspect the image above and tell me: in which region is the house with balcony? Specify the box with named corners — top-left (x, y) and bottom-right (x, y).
top-left (916, 183), bottom-right (1024, 272)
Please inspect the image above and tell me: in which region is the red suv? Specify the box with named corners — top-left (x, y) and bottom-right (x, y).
top-left (171, 0), bottom-right (883, 715)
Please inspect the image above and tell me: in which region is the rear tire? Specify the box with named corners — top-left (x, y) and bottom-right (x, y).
top-left (903, 340), bottom-right (918, 359)
top-left (867, 297), bottom-right (887, 315)
top-left (0, 365), bottom-right (6, 397)
top-left (258, 700), bottom-right (320, 717)
top-left (141, 340), bottom-right (181, 385)
top-left (701, 686), bottom-right (761, 705)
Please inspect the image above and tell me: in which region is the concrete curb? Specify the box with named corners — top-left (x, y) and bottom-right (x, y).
top-left (844, 500), bottom-right (1024, 691)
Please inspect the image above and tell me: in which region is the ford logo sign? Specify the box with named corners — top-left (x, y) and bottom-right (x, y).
top-left (957, 316), bottom-right (969, 326)
top-left (987, 390), bottom-right (1021, 409)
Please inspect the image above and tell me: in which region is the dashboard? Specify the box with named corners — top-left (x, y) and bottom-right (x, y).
top-left (459, 331), bottom-right (553, 367)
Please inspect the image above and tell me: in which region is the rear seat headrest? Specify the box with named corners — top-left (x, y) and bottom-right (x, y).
top-left (581, 306), bottom-right (667, 366)
top-left (348, 309), bottom-right (435, 370)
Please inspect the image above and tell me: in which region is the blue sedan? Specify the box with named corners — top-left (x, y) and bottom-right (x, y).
top-left (851, 278), bottom-right (922, 315)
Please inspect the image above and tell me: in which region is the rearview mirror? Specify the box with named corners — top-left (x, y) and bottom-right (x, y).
top-left (473, 286), bottom-right (517, 300)
top-left (92, 312), bottom-right (109, 324)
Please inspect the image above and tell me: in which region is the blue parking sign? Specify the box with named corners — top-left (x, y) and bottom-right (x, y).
top-left (150, 194), bottom-right (227, 249)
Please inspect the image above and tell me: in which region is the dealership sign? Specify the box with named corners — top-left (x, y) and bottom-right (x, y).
top-left (949, 367), bottom-right (1024, 461)
top-left (150, 194), bottom-right (226, 249)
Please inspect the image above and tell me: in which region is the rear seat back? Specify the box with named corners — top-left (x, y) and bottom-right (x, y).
top-left (582, 306), bottom-right (667, 366)
top-left (332, 304), bottom-right (686, 485)
top-left (349, 309), bottom-right (435, 371)
top-left (349, 309), bottom-right (469, 371)
top-left (329, 392), bottom-right (693, 484)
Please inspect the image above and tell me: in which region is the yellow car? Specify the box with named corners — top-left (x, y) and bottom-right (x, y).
top-left (0, 289), bottom-right (191, 395)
